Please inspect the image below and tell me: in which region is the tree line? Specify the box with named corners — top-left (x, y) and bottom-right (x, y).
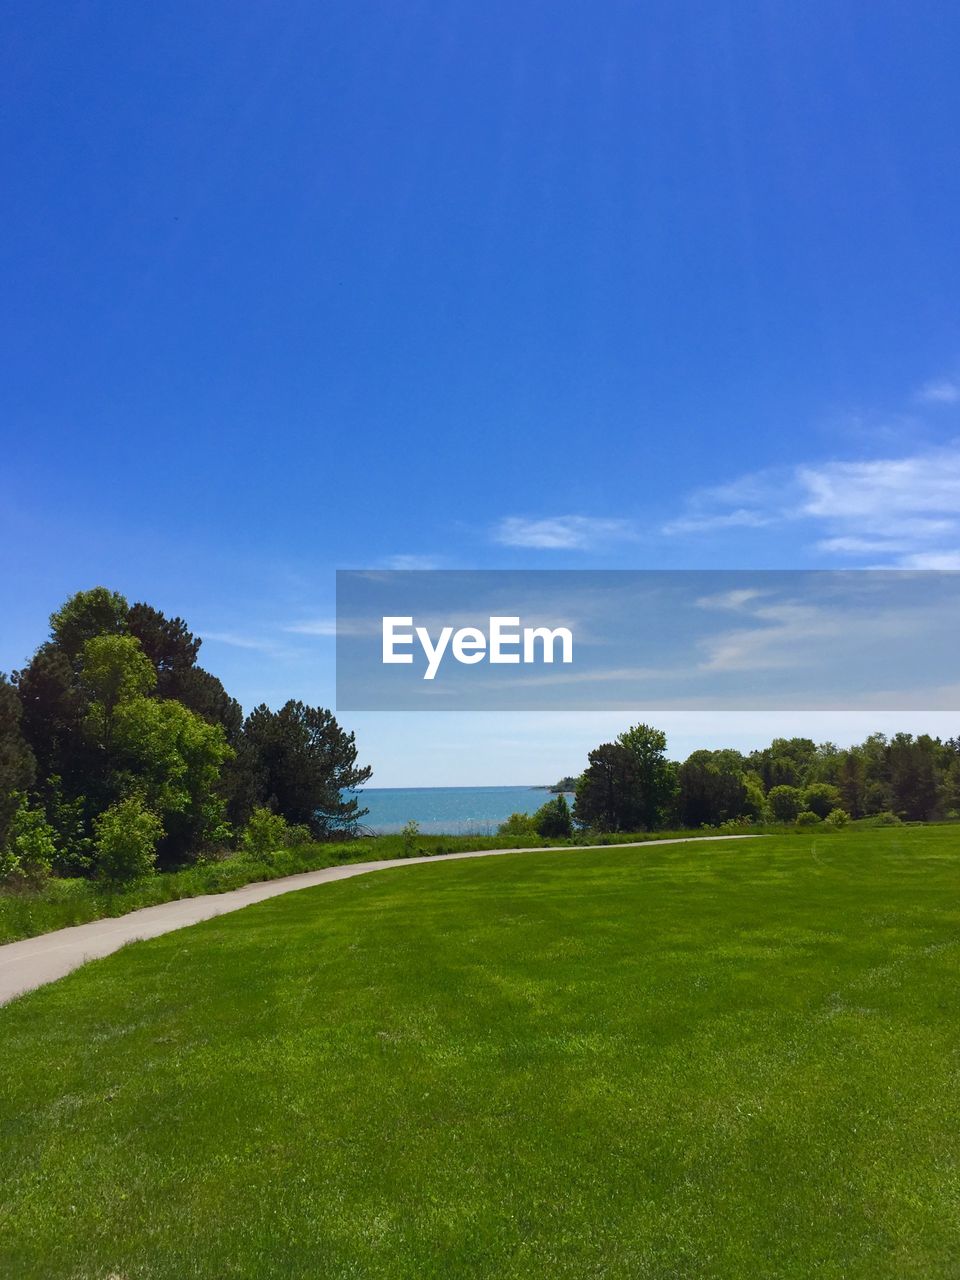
top-left (568, 724), bottom-right (960, 833)
top-left (0, 588), bottom-right (372, 883)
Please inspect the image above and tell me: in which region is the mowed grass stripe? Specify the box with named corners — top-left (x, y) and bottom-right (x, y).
top-left (2, 828), bottom-right (960, 1278)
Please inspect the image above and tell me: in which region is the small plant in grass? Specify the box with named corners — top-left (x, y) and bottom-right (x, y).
top-left (796, 810), bottom-right (821, 827)
top-left (400, 820), bottom-right (420, 857)
top-left (824, 808), bottom-right (850, 828)
top-left (241, 807), bottom-right (292, 862)
top-left (0, 794), bottom-right (57, 887)
top-left (94, 796), bottom-right (163, 886)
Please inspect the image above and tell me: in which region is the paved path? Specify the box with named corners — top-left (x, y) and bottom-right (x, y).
top-left (0, 835), bottom-right (761, 1005)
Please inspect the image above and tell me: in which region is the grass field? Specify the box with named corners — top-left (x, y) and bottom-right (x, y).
top-left (2, 827), bottom-right (960, 1278)
top-left (0, 827), bottom-right (718, 945)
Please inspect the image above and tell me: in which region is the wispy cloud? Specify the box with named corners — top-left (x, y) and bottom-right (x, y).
top-left (492, 515), bottom-right (639, 550)
top-left (915, 378), bottom-right (960, 405)
top-left (201, 630), bottom-right (277, 651)
top-left (282, 618), bottom-right (338, 636)
top-left (663, 440), bottom-right (960, 567)
top-left (381, 554), bottom-right (444, 570)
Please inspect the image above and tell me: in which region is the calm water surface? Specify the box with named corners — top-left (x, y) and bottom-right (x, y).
top-left (354, 786), bottom-right (557, 834)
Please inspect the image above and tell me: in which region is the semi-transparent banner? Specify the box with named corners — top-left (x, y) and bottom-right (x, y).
top-left (335, 570), bottom-right (960, 711)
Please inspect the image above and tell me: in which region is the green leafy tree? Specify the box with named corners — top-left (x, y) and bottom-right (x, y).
top-left (615, 724), bottom-right (676, 830)
top-left (534, 793), bottom-right (572, 839)
top-left (112, 697), bottom-right (233, 864)
top-left (94, 796), bottom-right (163, 884)
top-left (242, 702), bottom-right (372, 836)
top-left (50, 587), bottom-right (129, 662)
top-left (801, 782), bottom-right (843, 820)
top-left (795, 810), bottom-right (820, 827)
top-left (767, 784), bottom-right (804, 822)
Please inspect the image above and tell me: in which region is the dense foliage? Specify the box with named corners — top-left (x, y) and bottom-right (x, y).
top-left (1, 588), bottom-right (372, 884)
top-left (571, 723), bottom-right (960, 833)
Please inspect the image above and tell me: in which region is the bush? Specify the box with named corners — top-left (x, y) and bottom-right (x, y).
top-left (94, 797), bottom-right (163, 885)
top-left (870, 810), bottom-right (903, 827)
top-left (802, 783), bottom-right (843, 819)
top-left (767, 785), bottom-right (804, 822)
top-left (497, 812), bottom-right (539, 838)
top-left (823, 807), bottom-right (849, 828)
top-left (534, 794), bottom-right (573, 839)
top-left (241, 807), bottom-right (292, 861)
top-left (400, 820), bottom-right (420, 857)
top-left (0, 795), bottom-right (57, 885)
top-left (795, 810), bottom-right (821, 827)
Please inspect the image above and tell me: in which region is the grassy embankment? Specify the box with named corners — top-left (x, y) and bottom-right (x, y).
top-left (3, 825), bottom-right (960, 1277)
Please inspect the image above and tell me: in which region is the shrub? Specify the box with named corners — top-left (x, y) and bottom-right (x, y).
top-left (534, 794), bottom-right (573, 839)
top-left (795, 810), bottom-right (821, 827)
top-left (767, 785), bottom-right (804, 822)
top-left (870, 810), bottom-right (903, 827)
top-left (823, 807), bottom-right (849, 828)
top-left (400, 820), bottom-right (420, 857)
top-left (0, 794), bottom-right (57, 885)
top-left (241, 807), bottom-right (291, 861)
top-left (498, 812), bottom-right (539, 838)
top-left (717, 816), bottom-right (754, 832)
top-left (94, 796), bottom-right (163, 885)
top-left (802, 783), bottom-right (843, 819)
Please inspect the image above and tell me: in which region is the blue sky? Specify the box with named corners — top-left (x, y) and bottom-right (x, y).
top-left (2, 2), bottom-right (960, 783)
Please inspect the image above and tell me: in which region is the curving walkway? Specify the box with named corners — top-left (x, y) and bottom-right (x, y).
top-left (0, 835), bottom-right (761, 1005)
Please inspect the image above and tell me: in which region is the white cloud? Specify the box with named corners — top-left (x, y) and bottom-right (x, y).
top-left (382, 554), bottom-right (444, 570)
top-left (283, 618), bottom-right (338, 636)
top-left (915, 379), bottom-right (960, 405)
top-left (694, 588), bottom-right (765, 611)
top-left (492, 515), bottom-right (638, 550)
top-left (664, 440), bottom-right (960, 568)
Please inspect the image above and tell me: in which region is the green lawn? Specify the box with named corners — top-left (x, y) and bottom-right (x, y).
top-left (0, 827), bottom-right (708, 944)
top-left (2, 827), bottom-right (960, 1278)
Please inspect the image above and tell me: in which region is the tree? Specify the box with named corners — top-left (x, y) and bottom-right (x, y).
top-left (801, 783), bottom-right (843, 820)
top-left (14, 643), bottom-right (85, 786)
top-left (616, 724), bottom-right (676, 830)
top-left (677, 749), bottom-right (749, 828)
top-left (0, 674), bottom-right (36, 849)
top-left (127, 602), bottom-right (201, 696)
top-left (242, 702), bottom-right (372, 835)
top-left (838, 751), bottom-right (866, 818)
top-left (886, 733), bottom-right (942, 821)
top-left (767, 784), bottom-right (804, 822)
top-left (50, 587), bottom-right (129, 662)
top-left (749, 738), bottom-right (818, 791)
top-left (112, 697), bottom-right (233, 864)
top-left (94, 797), bottom-right (163, 884)
top-left (534, 793), bottom-right (572, 839)
top-left (82, 635), bottom-right (157, 724)
top-left (573, 743), bottom-right (644, 832)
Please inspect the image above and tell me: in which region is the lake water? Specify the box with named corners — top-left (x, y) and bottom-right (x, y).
top-left (354, 786), bottom-right (557, 834)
